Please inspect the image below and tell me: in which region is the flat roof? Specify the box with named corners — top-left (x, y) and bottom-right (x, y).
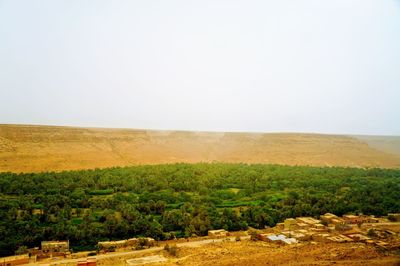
top-left (343, 215), bottom-right (358, 218)
top-left (0, 254), bottom-right (29, 262)
top-left (41, 241), bottom-right (68, 244)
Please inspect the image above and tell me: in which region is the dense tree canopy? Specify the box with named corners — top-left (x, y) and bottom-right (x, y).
top-left (0, 163), bottom-right (399, 256)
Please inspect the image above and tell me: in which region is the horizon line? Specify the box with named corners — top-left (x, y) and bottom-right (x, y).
top-left (1, 123), bottom-right (399, 137)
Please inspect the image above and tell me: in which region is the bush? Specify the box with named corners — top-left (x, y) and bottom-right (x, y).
top-left (88, 189), bottom-right (114, 195)
top-left (367, 229), bottom-right (378, 237)
top-left (248, 229), bottom-right (258, 241)
top-left (164, 243), bottom-right (178, 256)
top-left (15, 246), bottom-right (28, 255)
top-left (137, 238), bottom-right (149, 249)
top-left (107, 246), bottom-right (116, 252)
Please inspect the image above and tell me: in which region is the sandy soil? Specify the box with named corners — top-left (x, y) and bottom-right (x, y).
top-left (1, 124), bottom-right (400, 172)
top-left (172, 241), bottom-right (400, 266)
top-left (27, 235), bottom-right (399, 266)
top-left (41, 240), bottom-right (399, 266)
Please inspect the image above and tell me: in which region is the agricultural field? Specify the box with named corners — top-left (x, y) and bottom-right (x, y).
top-left (1, 124), bottom-right (400, 173)
top-left (0, 163), bottom-right (399, 256)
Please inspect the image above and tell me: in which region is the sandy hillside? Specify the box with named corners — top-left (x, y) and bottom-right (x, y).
top-left (354, 135), bottom-right (400, 157)
top-left (0, 124), bottom-right (399, 172)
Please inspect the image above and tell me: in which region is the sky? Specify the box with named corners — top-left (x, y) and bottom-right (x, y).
top-left (0, 0), bottom-right (400, 135)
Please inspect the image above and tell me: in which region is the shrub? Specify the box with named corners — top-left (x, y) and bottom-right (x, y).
top-left (137, 238), bottom-right (149, 248)
top-left (107, 246), bottom-right (116, 252)
top-left (248, 229), bottom-right (258, 241)
top-left (15, 246), bottom-right (28, 255)
top-left (88, 189), bottom-right (114, 195)
top-left (367, 229), bottom-right (377, 237)
top-left (164, 243), bottom-right (178, 256)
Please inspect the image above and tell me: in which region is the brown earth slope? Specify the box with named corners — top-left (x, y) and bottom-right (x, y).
top-left (171, 241), bottom-right (400, 266)
top-left (0, 124), bottom-right (399, 172)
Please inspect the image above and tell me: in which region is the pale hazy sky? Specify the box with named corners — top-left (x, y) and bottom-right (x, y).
top-left (1, 1), bottom-right (399, 135)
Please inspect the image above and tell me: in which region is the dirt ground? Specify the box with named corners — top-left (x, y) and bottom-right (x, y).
top-left (1, 124), bottom-right (400, 172)
top-left (27, 235), bottom-right (400, 266)
top-left (174, 241), bottom-right (400, 266)
top-left (96, 240), bottom-right (400, 266)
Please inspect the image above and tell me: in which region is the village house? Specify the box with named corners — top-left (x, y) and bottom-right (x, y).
top-left (262, 234), bottom-right (297, 245)
top-left (98, 240), bottom-right (127, 250)
top-left (327, 234), bottom-right (353, 243)
top-left (208, 229), bottom-right (228, 237)
top-left (348, 234), bottom-right (371, 242)
top-left (313, 224), bottom-right (327, 231)
top-left (342, 215), bottom-right (361, 224)
top-left (320, 213), bottom-right (338, 223)
top-left (320, 213), bottom-right (345, 225)
top-left (312, 233), bottom-right (331, 242)
top-left (295, 217), bottom-right (321, 226)
top-left (126, 238), bottom-right (139, 246)
top-left (142, 237), bottom-right (156, 246)
top-left (267, 212), bottom-right (399, 248)
top-left (388, 213), bottom-right (400, 222)
top-left (281, 231), bottom-right (308, 240)
top-left (0, 254), bottom-right (29, 266)
top-left (77, 258), bottom-right (97, 266)
top-left (281, 237), bottom-right (298, 245)
top-left (275, 222), bottom-right (284, 230)
top-left (343, 214), bottom-right (379, 224)
top-left (283, 218), bottom-right (297, 230)
top-left (41, 240), bottom-right (69, 253)
top-left (362, 215), bottom-right (379, 223)
top-left (295, 222), bottom-right (310, 230)
top-left (335, 223), bottom-right (353, 232)
top-left (257, 233), bottom-right (272, 241)
top-left (330, 217), bottom-right (346, 225)
top-left (98, 237), bottom-right (154, 251)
